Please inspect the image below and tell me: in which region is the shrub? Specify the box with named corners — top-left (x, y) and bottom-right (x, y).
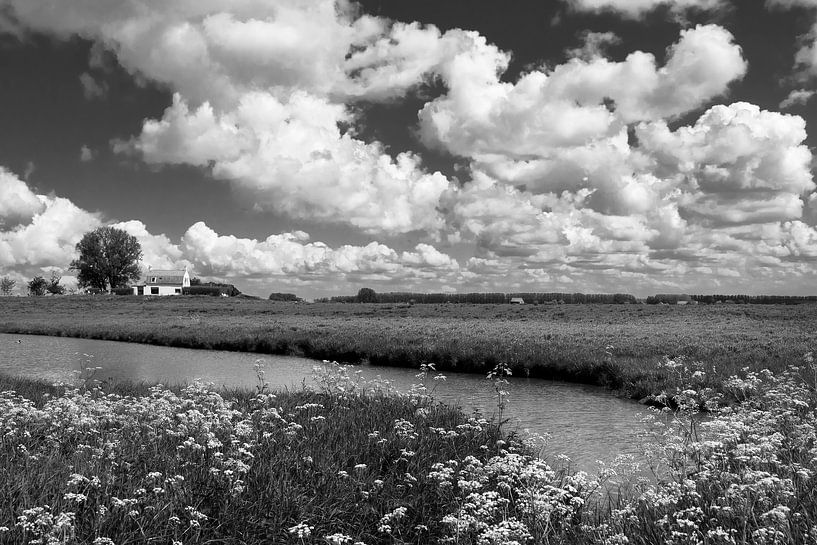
top-left (268, 292), bottom-right (301, 302)
top-left (27, 276), bottom-right (48, 296)
top-left (183, 286), bottom-right (233, 296)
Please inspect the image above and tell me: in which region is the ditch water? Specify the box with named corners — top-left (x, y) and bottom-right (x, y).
top-left (0, 332), bottom-right (652, 471)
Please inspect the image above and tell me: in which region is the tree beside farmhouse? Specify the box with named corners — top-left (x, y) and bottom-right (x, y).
top-left (0, 276), bottom-right (15, 295)
top-left (71, 226), bottom-right (143, 293)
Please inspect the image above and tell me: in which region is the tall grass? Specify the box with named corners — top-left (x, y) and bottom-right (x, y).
top-left (1, 365), bottom-right (509, 544)
top-left (2, 352), bottom-right (816, 544)
top-left (2, 297), bottom-right (815, 399)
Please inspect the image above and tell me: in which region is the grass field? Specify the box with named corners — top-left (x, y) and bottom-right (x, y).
top-left (1, 296), bottom-right (815, 399)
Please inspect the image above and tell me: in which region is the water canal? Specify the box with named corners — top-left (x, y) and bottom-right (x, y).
top-left (0, 332), bottom-right (652, 471)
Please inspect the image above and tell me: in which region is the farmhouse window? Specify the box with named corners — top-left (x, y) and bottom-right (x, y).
top-left (151, 287), bottom-right (159, 295)
top-left (151, 277), bottom-right (157, 283)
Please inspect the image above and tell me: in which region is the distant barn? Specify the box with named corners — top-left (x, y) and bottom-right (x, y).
top-left (510, 297), bottom-right (525, 305)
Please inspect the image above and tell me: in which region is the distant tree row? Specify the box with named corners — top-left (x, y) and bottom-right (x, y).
top-left (321, 289), bottom-right (817, 305)
top-left (318, 289), bottom-right (638, 305)
top-left (268, 292), bottom-right (302, 302)
top-left (690, 294), bottom-right (817, 305)
top-left (643, 294), bottom-right (817, 305)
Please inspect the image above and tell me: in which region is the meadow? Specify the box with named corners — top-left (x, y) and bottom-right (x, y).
top-left (1, 357), bottom-right (815, 544)
top-left (1, 296), bottom-right (815, 400)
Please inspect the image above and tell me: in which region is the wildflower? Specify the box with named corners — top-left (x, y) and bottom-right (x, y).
top-left (93, 538), bottom-right (115, 545)
top-left (289, 522), bottom-right (313, 539)
top-left (66, 474), bottom-right (87, 487)
top-left (378, 506), bottom-right (407, 534)
top-left (325, 533), bottom-right (353, 544)
top-left (62, 493), bottom-right (88, 504)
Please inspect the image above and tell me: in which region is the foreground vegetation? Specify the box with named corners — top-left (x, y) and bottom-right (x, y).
top-left (1, 356), bottom-right (816, 544)
top-left (2, 296), bottom-right (815, 399)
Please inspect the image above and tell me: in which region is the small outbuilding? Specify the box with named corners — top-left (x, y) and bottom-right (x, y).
top-left (132, 267), bottom-right (190, 296)
top-left (510, 297), bottom-right (525, 305)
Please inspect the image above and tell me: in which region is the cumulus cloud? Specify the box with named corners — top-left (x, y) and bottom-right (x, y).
top-left (566, 0), bottom-right (729, 18)
top-left (0, 190), bottom-right (101, 270)
top-left (0, 168), bottom-right (191, 284)
top-left (5, 0), bottom-right (478, 235)
top-left (0, 167), bottom-right (45, 226)
top-left (780, 88), bottom-right (816, 108)
top-left (565, 31), bottom-right (622, 60)
top-left (438, 98), bottom-right (817, 293)
top-left (765, 1), bottom-right (817, 76)
top-left (112, 220), bottom-right (186, 270)
top-left (4, 0), bottom-right (817, 295)
top-left (119, 92), bottom-right (450, 234)
top-left (766, 0), bottom-right (817, 8)
top-left (637, 102), bottom-right (814, 224)
top-left (794, 24), bottom-right (817, 76)
top-left (79, 72), bottom-right (107, 100)
top-left (181, 221), bottom-right (459, 280)
top-left (419, 25), bottom-right (746, 159)
top-left (0, 167), bottom-right (464, 291)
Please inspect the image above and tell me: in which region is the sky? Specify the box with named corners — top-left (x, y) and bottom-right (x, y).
top-left (1, 0), bottom-right (817, 299)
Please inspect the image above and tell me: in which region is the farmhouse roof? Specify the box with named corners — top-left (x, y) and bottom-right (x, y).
top-left (143, 268), bottom-right (187, 286)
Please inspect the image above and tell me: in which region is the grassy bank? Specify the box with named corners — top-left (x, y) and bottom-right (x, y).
top-left (2, 358), bottom-right (816, 544)
top-left (1, 296), bottom-right (816, 398)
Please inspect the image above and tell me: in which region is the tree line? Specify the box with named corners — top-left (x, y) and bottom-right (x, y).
top-left (318, 289), bottom-right (639, 304)
top-left (315, 289), bottom-right (817, 305)
top-left (691, 294), bottom-right (817, 305)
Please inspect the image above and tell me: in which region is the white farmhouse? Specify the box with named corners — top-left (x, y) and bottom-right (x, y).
top-left (132, 267), bottom-right (190, 296)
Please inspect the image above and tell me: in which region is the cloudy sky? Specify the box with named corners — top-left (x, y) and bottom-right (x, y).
top-left (1, 0), bottom-right (817, 298)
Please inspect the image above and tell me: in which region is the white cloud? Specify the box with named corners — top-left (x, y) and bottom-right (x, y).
top-left (181, 221), bottom-right (460, 279)
top-left (565, 31), bottom-right (622, 60)
top-left (5, 0), bottom-right (474, 235)
top-left (0, 194), bottom-right (101, 270)
top-left (780, 88), bottom-right (816, 108)
top-left (0, 167), bottom-right (45, 226)
top-left (79, 145), bottom-right (95, 162)
top-left (794, 23), bottom-right (817, 76)
top-left (0, 168), bottom-right (191, 285)
top-left (637, 102), bottom-right (814, 224)
top-left (79, 72), bottom-right (107, 100)
top-left (439, 96), bottom-right (817, 293)
top-left (122, 92), bottom-right (451, 234)
top-left (112, 220), bottom-right (186, 271)
top-left (567, 0), bottom-right (729, 18)
top-left (766, 0), bottom-right (817, 8)
top-left (4, 0), bottom-right (817, 295)
top-left (419, 25), bottom-right (746, 159)
top-left (765, 1), bottom-right (817, 76)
